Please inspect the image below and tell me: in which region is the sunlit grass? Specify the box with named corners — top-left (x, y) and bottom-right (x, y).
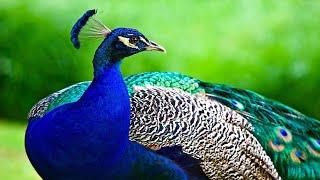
top-left (0, 120), bottom-right (40, 180)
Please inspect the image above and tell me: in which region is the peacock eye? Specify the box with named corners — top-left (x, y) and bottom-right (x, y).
top-left (129, 37), bottom-right (139, 44)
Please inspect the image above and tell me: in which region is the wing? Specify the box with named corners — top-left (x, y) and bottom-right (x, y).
top-left (129, 84), bottom-right (278, 179)
top-left (28, 72), bottom-right (320, 179)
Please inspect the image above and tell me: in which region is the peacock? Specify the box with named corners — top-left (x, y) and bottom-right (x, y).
top-left (26, 9), bottom-right (320, 180)
top-left (25, 9), bottom-right (191, 180)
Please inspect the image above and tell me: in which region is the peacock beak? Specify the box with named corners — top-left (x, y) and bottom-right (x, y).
top-left (145, 41), bottom-right (166, 53)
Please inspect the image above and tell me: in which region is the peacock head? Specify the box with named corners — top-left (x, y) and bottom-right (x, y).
top-left (105, 28), bottom-right (165, 60)
top-left (71, 9), bottom-right (165, 63)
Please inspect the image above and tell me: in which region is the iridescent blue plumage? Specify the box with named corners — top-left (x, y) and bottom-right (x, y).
top-left (25, 10), bottom-right (191, 180)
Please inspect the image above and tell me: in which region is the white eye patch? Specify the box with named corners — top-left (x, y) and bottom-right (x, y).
top-left (139, 36), bottom-right (150, 45)
top-left (118, 36), bottom-right (139, 49)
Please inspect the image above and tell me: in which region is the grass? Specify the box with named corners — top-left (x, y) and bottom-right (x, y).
top-left (0, 120), bottom-right (40, 180)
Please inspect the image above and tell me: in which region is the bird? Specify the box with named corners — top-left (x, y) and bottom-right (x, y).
top-left (25, 9), bottom-right (198, 180)
top-left (27, 9), bottom-right (320, 180)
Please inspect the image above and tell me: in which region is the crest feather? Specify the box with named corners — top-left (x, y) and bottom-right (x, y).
top-left (70, 9), bottom-right (111, 49)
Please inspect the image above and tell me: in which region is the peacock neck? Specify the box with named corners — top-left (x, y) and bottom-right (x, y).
top-left (92, 38), bottom-right (114, 77)
top-left (80, 62), bottom-right (125, 103)
top-left (74, 44), bottom-right (131, 165)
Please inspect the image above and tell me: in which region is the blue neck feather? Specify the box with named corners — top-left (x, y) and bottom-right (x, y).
top-left (92, 38), bottom-right (114, 77)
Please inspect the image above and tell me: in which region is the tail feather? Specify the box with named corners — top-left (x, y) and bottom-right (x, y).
top-left (200, 82), bottom-right (320, 179)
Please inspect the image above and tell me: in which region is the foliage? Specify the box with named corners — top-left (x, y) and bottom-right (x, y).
top-left (1, 0), bottom-right (320, 120)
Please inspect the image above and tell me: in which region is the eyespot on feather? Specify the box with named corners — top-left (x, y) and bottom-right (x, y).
top-left (307, 145), bottom-right (320, 157)
top-left (275, 127), bottom-right (292, 143)
top-left (268, 138), bottom-right (285, 152)
top-left (307, 138), bottom-right (320, 157)
top-left (310, 138), bottom-right (320, 149)
top-left (231, 100), bottom-right (244, 110)
top-left (290, 149), bottom-right (307, 163)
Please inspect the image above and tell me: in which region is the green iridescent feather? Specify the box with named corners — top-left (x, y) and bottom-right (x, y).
top-left (29, 72), bottom-right (320, 179)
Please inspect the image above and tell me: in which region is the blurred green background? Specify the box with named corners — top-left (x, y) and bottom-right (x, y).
top-left (0, 0), bottom-right (320, 179)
